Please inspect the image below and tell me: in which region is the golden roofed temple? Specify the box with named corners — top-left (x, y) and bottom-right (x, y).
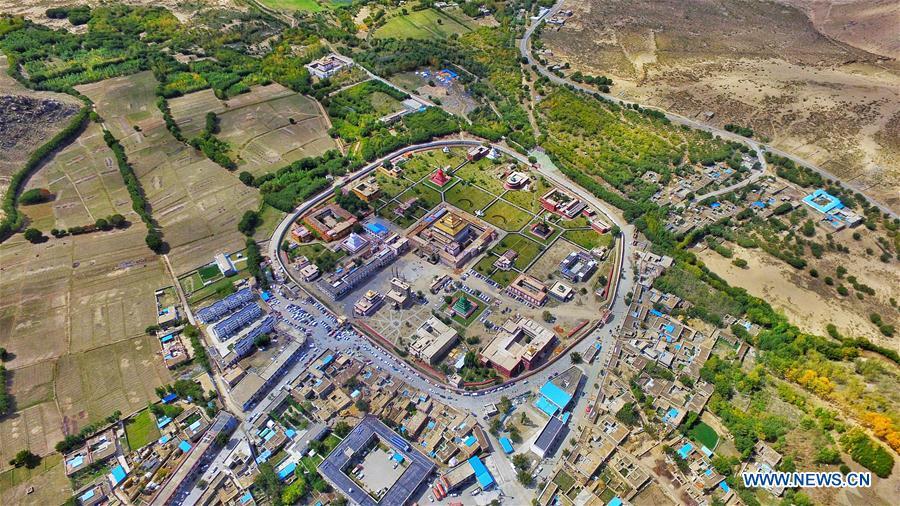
top-left (434, 212), bottom-right (468, 238)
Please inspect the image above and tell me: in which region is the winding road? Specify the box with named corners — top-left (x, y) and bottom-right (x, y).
top-left (520, 0), bottom-right (898, 219)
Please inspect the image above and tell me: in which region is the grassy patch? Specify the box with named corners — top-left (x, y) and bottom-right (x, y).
top-left (482, 200), bottom-right (533, 231)
top-left (0, 453), bottom-right (62, 494)
top-left (689, 422), bottom-right (719, 449)
top-left (489, 269), bottom-right (518, 287)
top-left (398, 181), bottom-right (442, 210)
top-left (375, 172), bottom-right (414, 200)
top-left (454, 158), bottom-right (507, 195)
top-left (445, 182), bottom-right (495, 214)
top-left (552, 470), bottom-right (576, 492)
top-left (198, 264), bottom-right (221, 282)
top-left (125, 408), bottom-right (161, 451)
top-left (259, 0), bottom-right (324, 12)
top-left (563, 229), bottom-right (611, 250)
top-left (473, 255), bottom-right (497, 276)
top-left (490, 233), bottom-right (543, 270)
top-left (188, 271), bottom-right (250, 305)
top-left (373, 8), bottom-right (474, 40)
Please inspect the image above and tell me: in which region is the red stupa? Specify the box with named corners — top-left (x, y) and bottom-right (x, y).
top-left (429, 167), bottom-right (451, 187)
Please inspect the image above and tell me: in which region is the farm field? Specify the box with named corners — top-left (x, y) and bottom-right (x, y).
top-left (259, 0), bottom-right (325, 12)
top-left (124, 408), bottom-right (160, 451)
top-left (76, 71), bottom-right (261, 274)
top-left (20, 122), bottom-right (139, 231)
top-left (372, 8), bottom-right (474, 40)
top-left (0, 225), bottom-right (171, 465)
top-left (168, 84), bottom-right (338, 177)
top-left (0, 453), bottom-right (71, 506)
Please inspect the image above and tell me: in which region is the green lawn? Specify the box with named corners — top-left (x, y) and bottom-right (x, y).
top-left (489, 269), bottom-right (518, 287)
top-left (445, 182), bottom-right (495, 214)
top-left (503, 176), bottom-right (550, 213)
top-left (373, 8), bottom-right (474, 40)
top-left (375, 172), bottom-right (414, 199)
top-left (399, 181), bottom-right (442, 210)
top-left (483, 200), bottom-right (533, 232)
top-left (125, 409), bottom-right (160, 450)
top-left (563, 229), bottom-right (611, 250)
top-left (188, 271), bottom-right (250, 305)
top-left (553, 470), bottom-right (576, 492)
top-left (689, 422), bottom-right (719, 449)
top-left (198, 264), bottom-right (221, 282)
top-left (455, 158), bottom-right (507, 195)
top-left (400, 147), bottom-right (465, 182)
top-left (490, 233), bottom-right (543, 270)
top-left (473, 255), bottom-right (497, 276)
top-left (259, 0), bottom-right (324, 12)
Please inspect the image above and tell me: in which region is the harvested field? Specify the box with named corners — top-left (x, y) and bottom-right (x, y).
top-left (541, 0), bottom-right (900, 212)
top-left (0, 453), bottom-right (72, 506)
top-left (0, 225), bottom-right (171, 464)
top-left (21, 122), bottom-right (139, 231)
top-left (55, 335), bottom-right (169, 435)
top-left (168, 84), bottom-right (338, 176)
top-left (372, 8), bottom-right (474, 40)
top-left (76, 71), bottom-right (261, 274)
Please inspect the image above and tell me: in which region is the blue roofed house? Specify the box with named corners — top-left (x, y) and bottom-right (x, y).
top-left (467, 456), bottom-right (495, 489)
top-left (536, 365), bottom-right (583, 417)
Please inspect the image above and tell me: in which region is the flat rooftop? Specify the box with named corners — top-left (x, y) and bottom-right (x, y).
top-left (319, 415), bottom-right (435, 506)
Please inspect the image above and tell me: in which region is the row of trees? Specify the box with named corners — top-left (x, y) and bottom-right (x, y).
top-left (102, 129), bottom-right (167, 253)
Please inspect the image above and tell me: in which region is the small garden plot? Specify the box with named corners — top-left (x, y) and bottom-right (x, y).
top-left (198, 264), bottom-right (223, 282)
top-left (398, 182), bottom-right (443, 211)
top-left (489, 269), bottom-right (518, 287)
top-left (563, 229), bottom-right (612, 250)
top-left (290, 243), bottom-right (346, 273)
top-left (689, 422), bottom-right (720, 449)
top-left (187, 271), bottom-right (251, 305)
top-left (503, 175), bottom-right (551, 213)
top-left (125, 409), bottom-right (160, 450)
top-left (375, 172), bottom-right (414, 200)
top-left (401, 148), bottom-right (466, 181)
top-left (445, 182), bottom-right (495, 214)
top-left (483, 200), bottom-right (533, 231)
top-left (490, 233), bottom-right (544, 270)
top-left (454, 158), bottom-right (507, 195)
top-left (473, 255), bottom-right (497, 277)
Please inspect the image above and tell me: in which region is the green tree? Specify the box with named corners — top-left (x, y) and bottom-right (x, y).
top-left (23, 228), bottom-right (44, 243)
top-left (8, 450), bottom-right (40, 469)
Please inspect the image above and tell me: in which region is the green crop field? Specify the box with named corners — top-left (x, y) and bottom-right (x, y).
top-left (373, 9), bottom-right (474, 40)
top-left (125, 408), bottom-right (161, 450)
top-left (198, 264), bottom-right (222, 282)
top-left (689, 422), bottom-right (719, 449)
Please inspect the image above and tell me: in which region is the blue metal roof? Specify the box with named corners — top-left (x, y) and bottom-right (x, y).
top-left (467, 456), bottom-right (494, 488)
top-left (499, 437), bottom-right (513, 454)
top-left (535, 396), bottom-right (559, 417)
top-left (110, 465), bottom-right (127, 485)
top-left (161, 393), bottom-right (177, 403)
top-left (278, 462), bottom-right (297, 480)
top-left (178, 440), bottom-right (192, 452)
top-left (539, 381), bottom-right (573, 410)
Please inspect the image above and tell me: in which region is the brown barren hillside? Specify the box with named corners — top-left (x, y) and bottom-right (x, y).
top-left (540, 0), bottom-right (900, 212)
